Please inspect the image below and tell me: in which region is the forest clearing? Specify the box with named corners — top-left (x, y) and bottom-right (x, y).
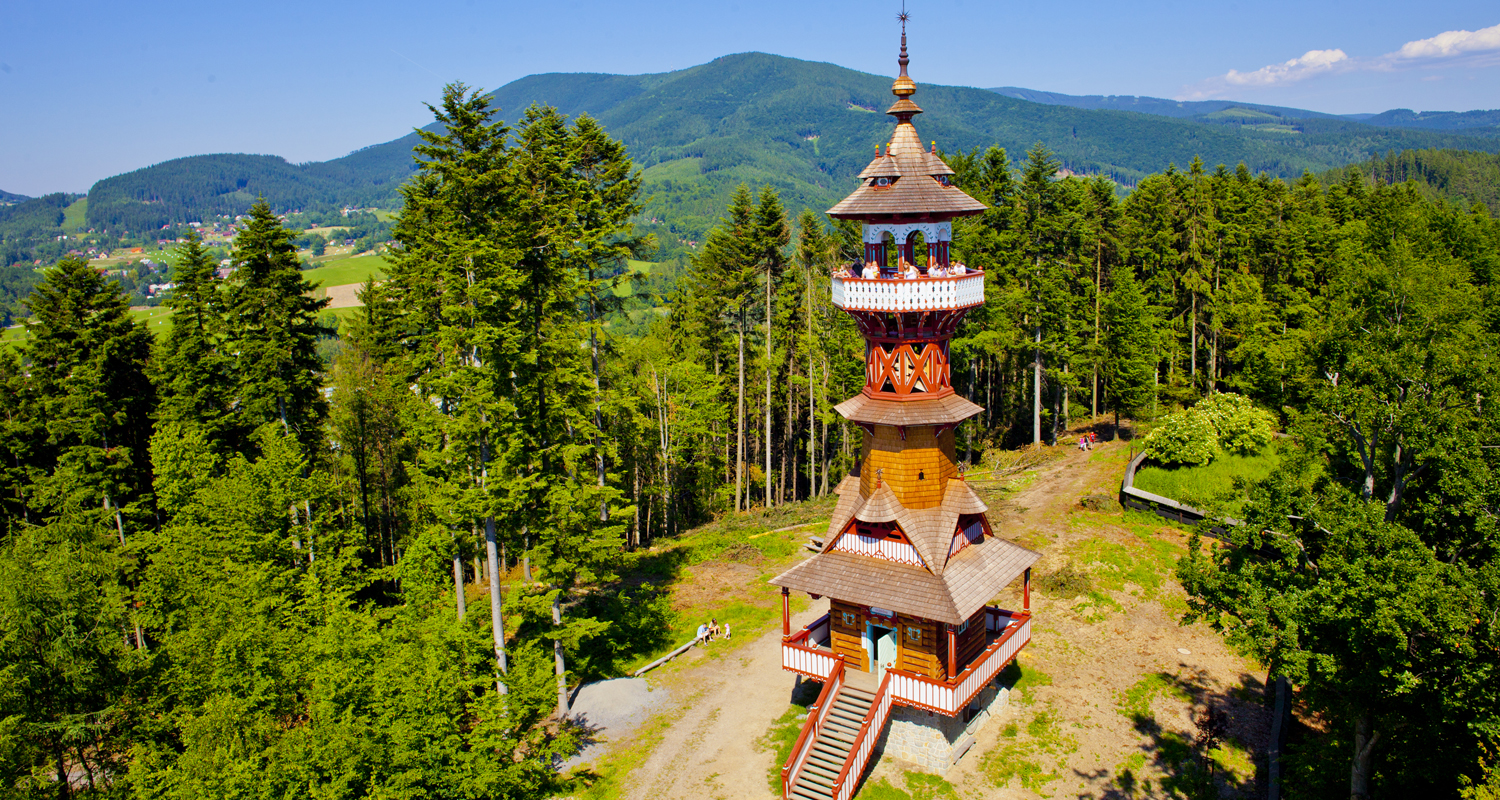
top-left (565, 431), bottom-right (1266, 800)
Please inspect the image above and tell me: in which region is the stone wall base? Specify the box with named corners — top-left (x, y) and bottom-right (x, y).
top-left (875, 683), bottom-right (1011, 773)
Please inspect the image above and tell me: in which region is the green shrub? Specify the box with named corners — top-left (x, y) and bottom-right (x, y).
top-left (1196, 392), bottom-right (1276, 453)
top-left (1142, 393), bottom-right (1275, 465)
top-left (1141, 407), bottom-right (1217, 465)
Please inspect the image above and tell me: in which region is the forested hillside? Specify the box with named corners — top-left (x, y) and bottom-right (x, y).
top-left (75, 52), bottom-right (1500, 256)
top-left (84, 153), bottom-right (413, 233)
top-left (1326, 148), bottom-right (1500, 215)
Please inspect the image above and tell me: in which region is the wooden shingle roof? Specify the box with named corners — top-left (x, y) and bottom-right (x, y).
top-left (835, 391), bottom-right (983, 426)
top-left (771, 531), bottom-right (1039, 624)
top-left (820, 477), bottom-right (994, 576)
top-left (827, 120), bottom-right (986, 220)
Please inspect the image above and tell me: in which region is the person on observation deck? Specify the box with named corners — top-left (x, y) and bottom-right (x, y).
top-left (903, 262), bottom-right (919, 280)
top-left (929, 263), bottom-right (947, 278)
top-left (952, 261), bottom-right (968, 276)
top-left (861, 260), bottom-right (880, 280)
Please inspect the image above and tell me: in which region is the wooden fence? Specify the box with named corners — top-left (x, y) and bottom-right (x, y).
top-left (1118, 450), bottom-right (1240, 540)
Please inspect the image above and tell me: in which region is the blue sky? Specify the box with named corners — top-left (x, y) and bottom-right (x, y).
top-left (2, 0), bottom-right (1497, 196)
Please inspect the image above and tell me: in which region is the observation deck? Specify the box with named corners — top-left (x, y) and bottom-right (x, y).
top-left (831, 271), bottom-right (984, 315)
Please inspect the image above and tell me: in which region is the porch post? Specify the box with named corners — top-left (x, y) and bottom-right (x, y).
top-left (781, 587), bottom-right (791, 636)
top-left (1023, 567), bottom-right (1031, 613)
top-left (946, 624), bottom-right (956, 680)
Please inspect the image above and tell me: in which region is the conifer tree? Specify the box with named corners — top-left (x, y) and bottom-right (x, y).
top-left (754, 187), bottom-right (789, 506)
top-left (225, 199), bottom-right (328, 455)
top-left (1103, 264), bottom-right (1154, 437)
top-left (157, 230), bottom-right (232, 448)
top-left (690, 185), bottom-right (757, 510)
top-left (388, 82), bottom-right (517, 693)
top-left (22, 257), bottom-right (155, 525)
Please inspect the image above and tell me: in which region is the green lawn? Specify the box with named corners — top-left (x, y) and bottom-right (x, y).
top-left (1132, 444), bottom-right (1282, 516)
top-left (302, 254), bottom-right (388, 288)
top-left (62, 198), bottom-right (88, 232)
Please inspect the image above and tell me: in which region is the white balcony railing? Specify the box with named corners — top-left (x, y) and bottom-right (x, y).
top-left (781, 613), bottom-right (837, 679)
top-left (887, 608), bottom-right (1031, 715)
top-left (831, 271), bottom-right (985, 313)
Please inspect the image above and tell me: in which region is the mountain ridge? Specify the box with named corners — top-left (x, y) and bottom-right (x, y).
top-left (73, 52), bottom-right (1500, 245)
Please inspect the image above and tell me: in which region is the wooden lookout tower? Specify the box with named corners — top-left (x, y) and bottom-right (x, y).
top-left (771, 16), bottom-right (1041, 800)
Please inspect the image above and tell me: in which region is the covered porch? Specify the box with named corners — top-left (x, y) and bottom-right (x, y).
top-left (780, 603), bottom-right (1032, 718)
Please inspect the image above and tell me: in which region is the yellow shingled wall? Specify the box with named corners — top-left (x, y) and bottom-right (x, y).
top-left (858, 424), bottom-right (957, 509)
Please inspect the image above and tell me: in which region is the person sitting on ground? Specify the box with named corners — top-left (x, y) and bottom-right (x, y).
top-left (709, 618), bottom-right (721, 640)
top-left (696, 621), bottom-right (709, 642)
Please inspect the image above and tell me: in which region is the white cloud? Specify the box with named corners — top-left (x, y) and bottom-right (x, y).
top-left (1179, 22), bottom-right (1500, 99)
top-left (1222, 48), bottom-right (1349, 87)
top-left (1392, 23), bottom-right (1500, 61)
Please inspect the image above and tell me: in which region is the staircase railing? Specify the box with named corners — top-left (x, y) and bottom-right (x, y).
top-left (829, 670), bottom-right (893, 800)
top-left (781, 656), bottom-right (845, 800)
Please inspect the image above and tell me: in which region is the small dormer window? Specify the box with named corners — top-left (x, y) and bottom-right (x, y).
top-left (875, 177), bottom-right (891, 187)
top-left (937, 175), bottom-right (951, 186)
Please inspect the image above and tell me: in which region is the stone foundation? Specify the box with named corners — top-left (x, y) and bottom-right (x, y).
top-left (876, 683), bottom-right (1010, 773)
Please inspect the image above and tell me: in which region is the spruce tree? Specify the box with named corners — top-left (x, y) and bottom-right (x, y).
top-left (389, 82), bottom-right (517, 694)
top-left (1103, 264), bottom-right (1155, 438)
top-left (22, 257), bottom-right (155, 523)
top-left (156, 230), bottom-right (233, 448)
top-left (225, 199), bottom-right (328, 455)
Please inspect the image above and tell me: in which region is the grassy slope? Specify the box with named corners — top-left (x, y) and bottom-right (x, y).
top-left (302, 253), bottom-right (389, 288)
top-left (1132, 446), bottom-right (1282, 516)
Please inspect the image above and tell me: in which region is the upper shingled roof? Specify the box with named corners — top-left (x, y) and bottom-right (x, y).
top-left (827, 40), bottom-right (986, 220)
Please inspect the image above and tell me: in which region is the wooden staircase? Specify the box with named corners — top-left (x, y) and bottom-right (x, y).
top-left (787, 683), bottom-right (876, 800)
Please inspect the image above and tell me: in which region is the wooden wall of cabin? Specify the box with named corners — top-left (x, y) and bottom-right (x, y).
top-left (929, 607), bottom-right (988, 680)
top-left (896, 614), bottom-right (943, 680)
top-left (829, 599), bottom-right (869, 672)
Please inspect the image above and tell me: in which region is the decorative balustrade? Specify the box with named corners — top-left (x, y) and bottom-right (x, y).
top-left (831, 270), bottom-right (985, 313)
top-left (781, 613), bottom-right (837, 679)
top-left (782, 657), bottom-right (845, 800)
top-left (887, 608), bottom-right (1030, 715)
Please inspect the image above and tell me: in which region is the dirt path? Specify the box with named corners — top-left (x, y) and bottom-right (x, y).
top-left (613, 599), bottom-right (828, 800)
top-left (591, 432), bottom-right (1267, 800)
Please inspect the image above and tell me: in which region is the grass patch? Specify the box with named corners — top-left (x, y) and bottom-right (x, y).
top-left (981, 704), bottom-right (1075, 792)
top-left (997, 657), bottom-right (1052, 702)
top-left (62, 198), bottom-right (87, 231)
top-left (1133, 445), bottom-right (1281, 516)
top-left (757, 680), bottom-right (822, 793)
top-left (1118, 672), bottom-right (1193, 722)
top-left (302, 253), bottom-right (389, 288)
top-left (606, 495), bottom-right (835, 676)
top-left (856, 772), bottom-right (959, 800)
top-left (1072, 528), bottom-right (1184, 600)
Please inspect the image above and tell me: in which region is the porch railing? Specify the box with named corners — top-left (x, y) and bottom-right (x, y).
top-left (831, 270), bottom-right (985, 314)
top-left (888, 608), bottom-right (1031, 715)
top-left (781, 613), bottom-right (836, 679)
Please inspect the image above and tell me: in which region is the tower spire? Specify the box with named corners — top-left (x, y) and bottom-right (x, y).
top-left (892, 5), bottom-right (916, 99)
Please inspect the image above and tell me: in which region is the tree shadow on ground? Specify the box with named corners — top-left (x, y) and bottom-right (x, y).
top-left (1084, 669), bottom-right (1270, 799)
